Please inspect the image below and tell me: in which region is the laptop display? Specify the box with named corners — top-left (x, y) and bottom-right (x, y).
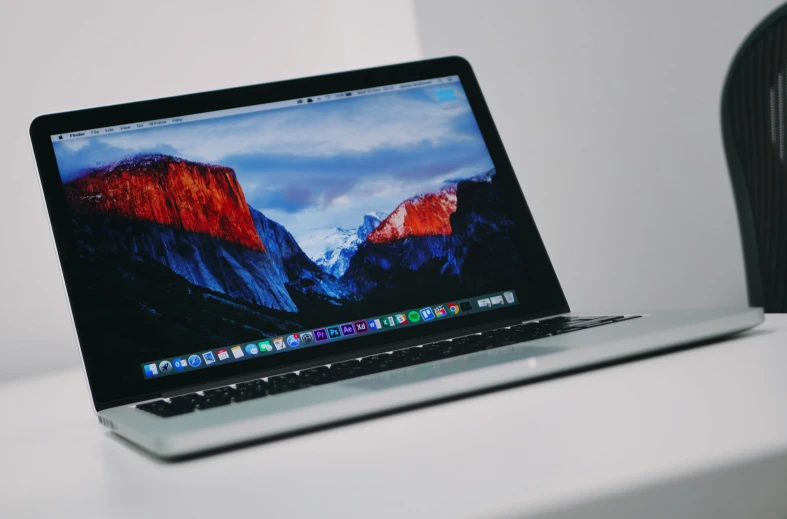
top-left (46, 74), bottom-right (560, 397)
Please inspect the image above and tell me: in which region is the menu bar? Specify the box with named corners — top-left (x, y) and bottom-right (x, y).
top-left (141, 289), bottom-right (518, 379)
top-left (51, 76), bottom-right (461, 142)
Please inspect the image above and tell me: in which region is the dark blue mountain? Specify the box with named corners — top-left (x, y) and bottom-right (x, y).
top-left (342, 169), bottom-right (523, 297)
top-left (72, 215), bottom-right (300, 311)
top-left (249, 206), bottom-right (351, 303)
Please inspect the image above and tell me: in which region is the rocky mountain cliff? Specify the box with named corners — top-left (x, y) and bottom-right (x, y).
top-left (64, 154), bottom-right (347, 312)
top-left (249, 207), bottom-right (349, 302)
top-left (64, 154), bottom-right (265, 251)
top-left (343, 169), bottom-right (520, 298)
top-left (367, 187), bottom-right (457, 244)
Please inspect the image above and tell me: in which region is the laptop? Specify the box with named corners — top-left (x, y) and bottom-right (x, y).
top-left (29, 57), bottom-right (763, 459)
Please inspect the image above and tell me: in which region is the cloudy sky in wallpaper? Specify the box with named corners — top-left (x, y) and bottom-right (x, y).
top-left (53, 82), bottom-right (494, 239)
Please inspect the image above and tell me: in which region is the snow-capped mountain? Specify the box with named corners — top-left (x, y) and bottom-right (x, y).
top-left (299, 212), bottom-right (387, 278)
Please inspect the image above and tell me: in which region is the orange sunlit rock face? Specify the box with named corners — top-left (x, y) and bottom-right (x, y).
top-left (63, 155), bottom-right (265, 252)
top-left (367, 187), bottom-right (458, 244)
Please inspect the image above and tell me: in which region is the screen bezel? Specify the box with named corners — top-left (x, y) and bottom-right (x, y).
top-left (29, 56), bottom-right (570, 411)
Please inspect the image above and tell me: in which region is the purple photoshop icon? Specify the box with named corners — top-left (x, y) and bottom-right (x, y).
top-left (313, 329), bottom-right (328, 341)
top-left (340, 323), bottom-right (355, 336)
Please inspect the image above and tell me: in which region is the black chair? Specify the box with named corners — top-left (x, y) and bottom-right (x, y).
top-left (722, 3), bottom-right (787, 312)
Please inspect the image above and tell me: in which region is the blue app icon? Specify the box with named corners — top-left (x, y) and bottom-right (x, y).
top-left (420, 307), bottom-right (435, 321)
top-left (202, 351), bottom-right (215, 365)
top-left (245, 344), bottom-right (259, 355)
top-left (188, 354), bottom-right (201, 367)
top-left (327, 326), bottom-right (342, 339)
top-left (367, 318), bottom-right (382, 331)
top-left (173, 358), bottom-right (184, 370)
top-left (143, 363), bottom-right (157, 377)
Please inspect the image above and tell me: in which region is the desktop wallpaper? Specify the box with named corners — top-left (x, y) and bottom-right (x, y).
top-left (52, 82), bottom-right (525, 360)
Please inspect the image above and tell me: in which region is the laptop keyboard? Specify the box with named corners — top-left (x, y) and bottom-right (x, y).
top-left (135, 315), bottom-right (639, 418)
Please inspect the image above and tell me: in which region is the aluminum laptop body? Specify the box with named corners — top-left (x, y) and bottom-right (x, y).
top-left (29, 57), bottom-right (763, 459)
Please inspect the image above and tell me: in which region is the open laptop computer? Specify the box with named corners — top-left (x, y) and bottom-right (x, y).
top-left (29, 57), bottom-right (763, 459)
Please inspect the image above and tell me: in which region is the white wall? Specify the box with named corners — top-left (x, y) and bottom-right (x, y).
top-left (415, 0), bottom-right (782, 313)
top-left (0, 0), bottom-right (421, 381)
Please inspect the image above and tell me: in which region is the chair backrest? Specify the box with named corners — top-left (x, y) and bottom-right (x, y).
top-left (722, 4), bottom-right (787, 312)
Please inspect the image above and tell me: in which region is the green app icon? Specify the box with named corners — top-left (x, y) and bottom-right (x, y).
top-left (382, 316), bottom-right (395, 328)
top-left (408, 310), bottom-right (421, 323)
top-left (258, 340), bottom-right (273, 353)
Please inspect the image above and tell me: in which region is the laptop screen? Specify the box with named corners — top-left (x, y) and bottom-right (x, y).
top-left (48, 74), bottom-right (564, 394)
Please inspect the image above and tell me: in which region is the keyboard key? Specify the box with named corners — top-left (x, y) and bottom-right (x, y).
top-left (204, 386), bottom-right (235, 398)
top-left (169, 393), bottom-right (204, 409)
top-left (299, 366), bottom-right (333, 386)
top-left (197, 394), bottom-right (232, 410)
top-left (328, 360), bottom-right (369, 382)
top-left (233, 381), bottom-right (267, 402)
top-left (267, 383), bottom-right (299, 396)
top-left (137, 399), bottom-right (195, 417)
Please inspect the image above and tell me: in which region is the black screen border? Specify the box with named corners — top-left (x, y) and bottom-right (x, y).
top-left (30, 56), bottom-right (570, 411)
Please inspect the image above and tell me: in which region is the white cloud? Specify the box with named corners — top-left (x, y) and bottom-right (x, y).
top-left (86, 88), bottom-right (474, 163)
top-left (61, 139), bottom-right (89, 152)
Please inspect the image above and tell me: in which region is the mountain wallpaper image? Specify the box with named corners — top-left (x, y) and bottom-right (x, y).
top-left (53, 82), bottom-right (526, 359)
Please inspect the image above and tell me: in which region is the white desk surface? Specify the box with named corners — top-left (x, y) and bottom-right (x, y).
top-left (2, 315), bottom-right (787, 518)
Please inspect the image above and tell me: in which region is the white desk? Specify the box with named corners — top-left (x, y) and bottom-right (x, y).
top-left (2, 316), bottom-right (787, 518)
